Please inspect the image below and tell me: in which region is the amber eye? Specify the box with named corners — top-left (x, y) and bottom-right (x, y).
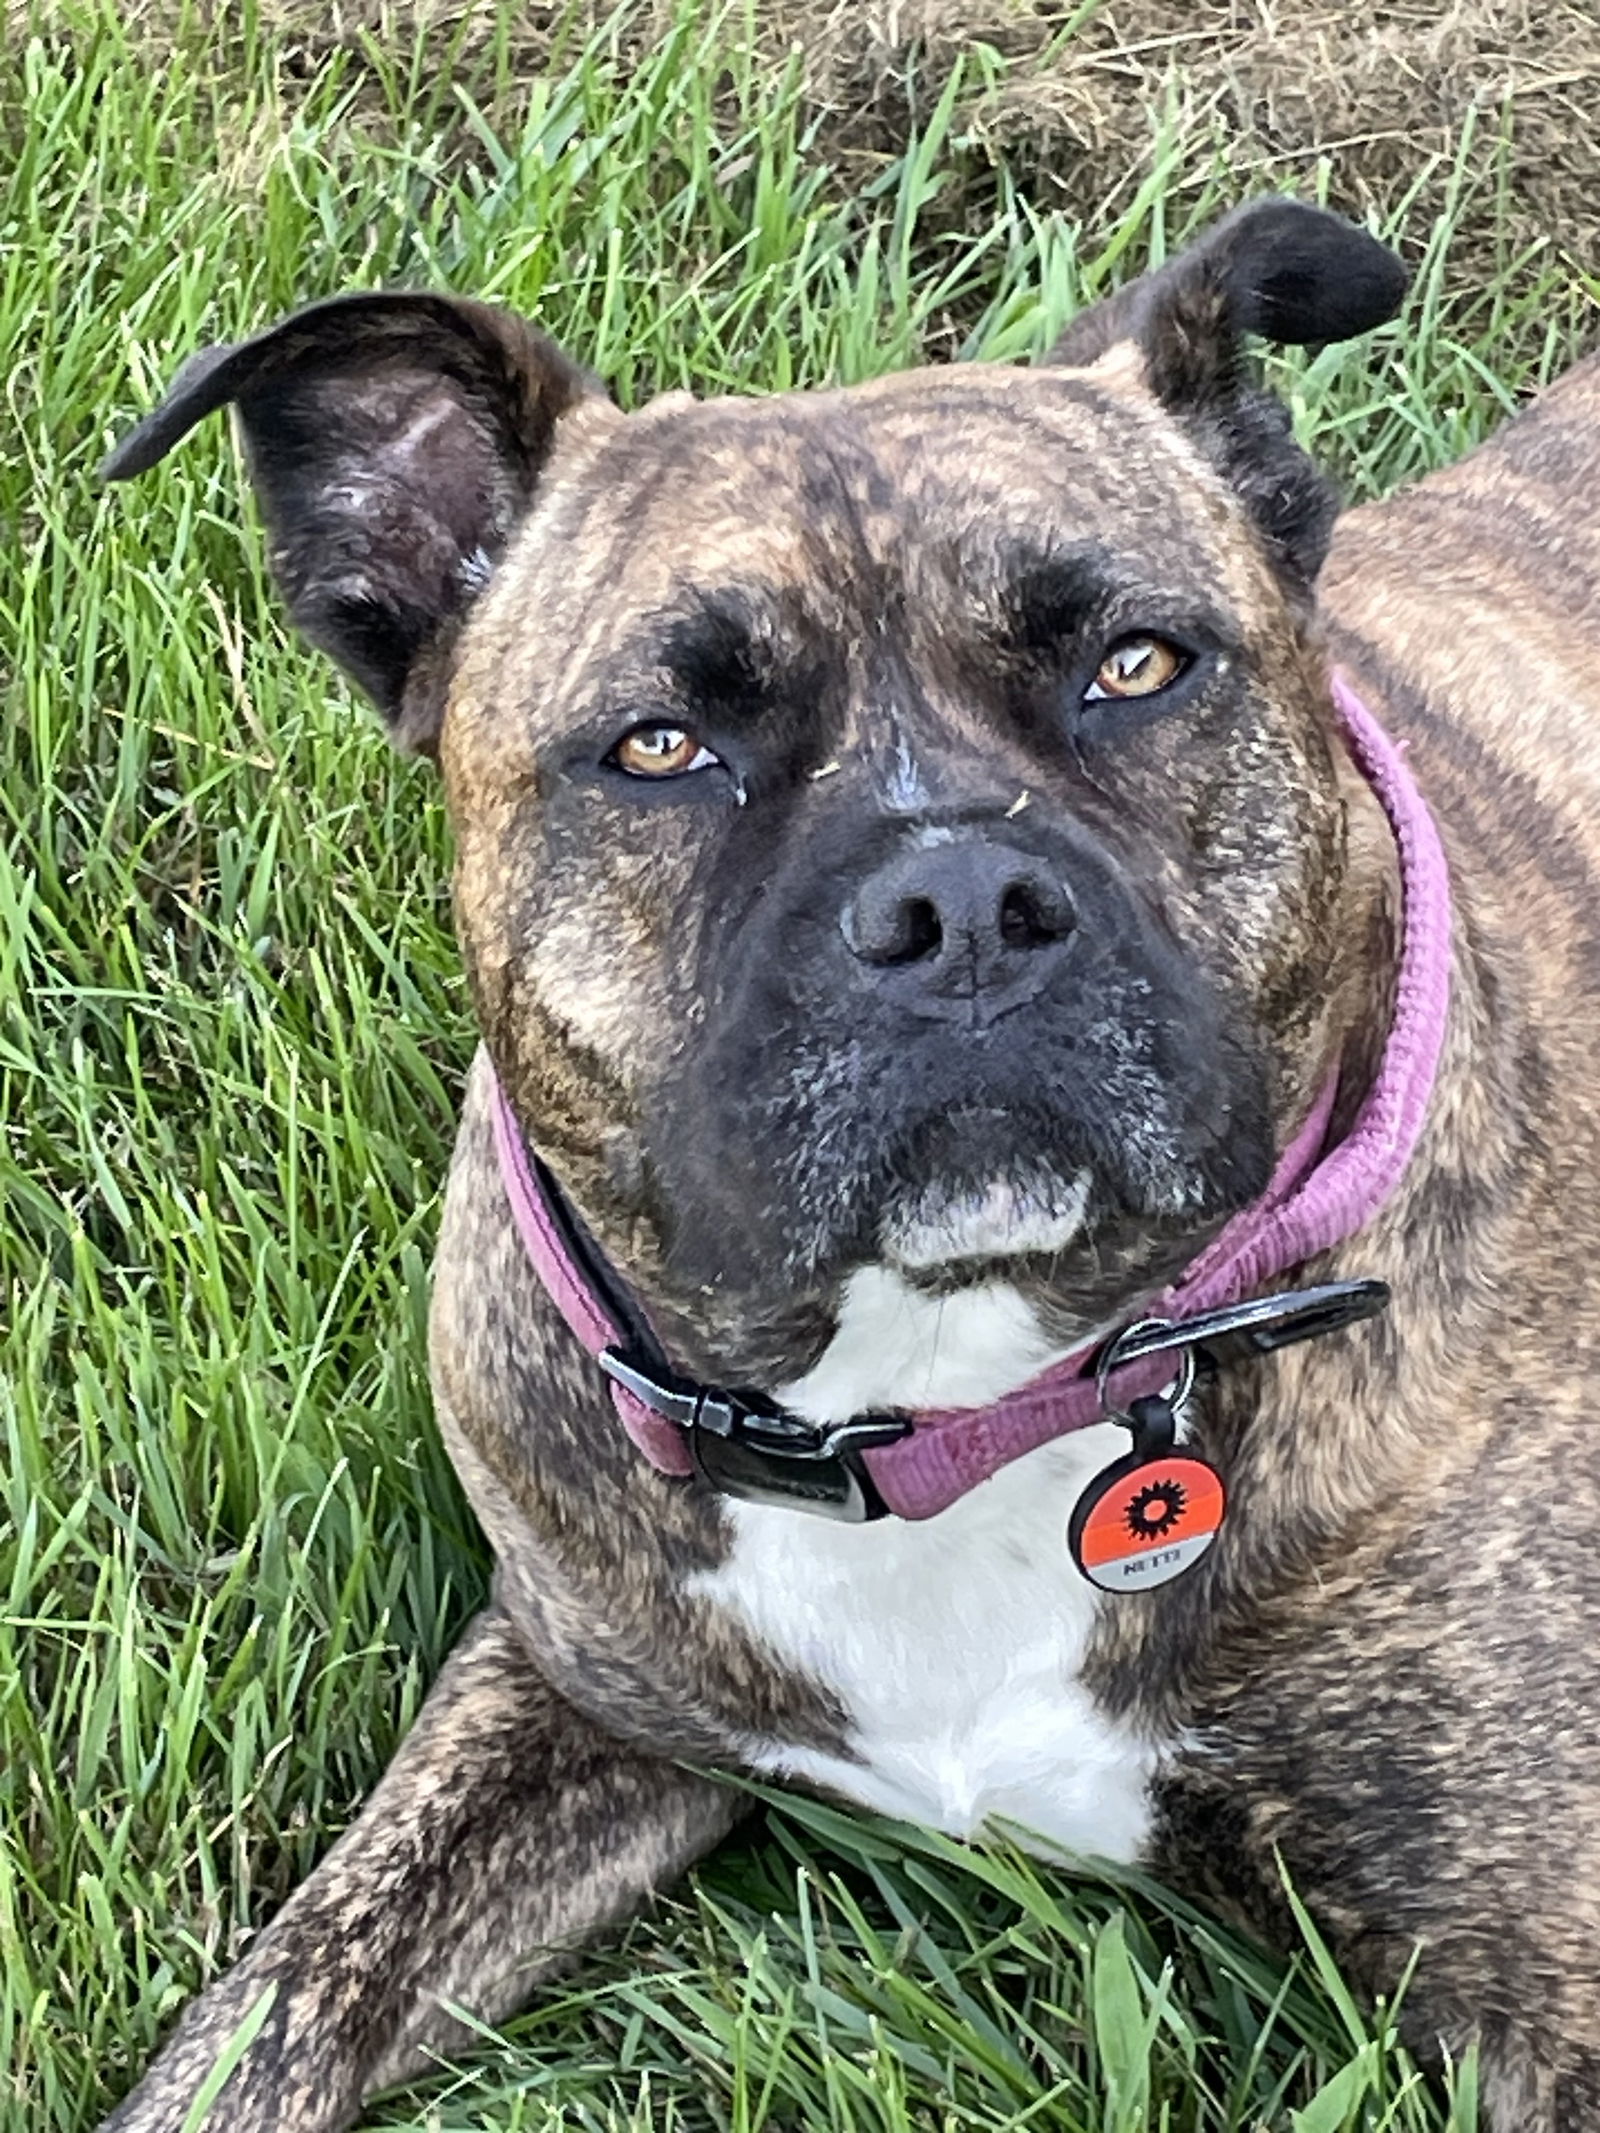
top-left (609, 723), bottom-right (719, 779)
top-left (1084, 635), bottom-right (1188, 702)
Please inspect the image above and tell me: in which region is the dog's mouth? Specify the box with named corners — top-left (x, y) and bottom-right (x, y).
top-left (631, 1045), bottom-right (1274, 1392)
top-left (651, 1058), bottom-right (1268, 1299)
top-left (637, 1114), bottom-right (1251, 1403)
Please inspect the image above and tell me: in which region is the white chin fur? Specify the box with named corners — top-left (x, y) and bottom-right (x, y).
top-left (882, 1168), bottom-right (1092, 1273)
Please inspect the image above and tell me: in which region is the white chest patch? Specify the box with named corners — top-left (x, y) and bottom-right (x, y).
top-left (689, 1269), bottom-right (1163, 1863)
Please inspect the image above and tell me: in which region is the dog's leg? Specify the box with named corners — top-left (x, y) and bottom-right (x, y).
top-left (101, 1608), bottom-right (740, 2133)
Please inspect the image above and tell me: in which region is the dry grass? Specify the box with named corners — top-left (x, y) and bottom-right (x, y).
top-left (75, 0), bottom-right (1600, 296)
top-left (788, 0), bottom-right (1600, 268)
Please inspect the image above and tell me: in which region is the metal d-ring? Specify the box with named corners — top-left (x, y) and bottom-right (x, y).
top-left (1094, 1316), bottom-right (1197, 1426)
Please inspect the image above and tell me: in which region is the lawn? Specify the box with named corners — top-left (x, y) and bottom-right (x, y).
top-left (3, 2), bottom-right (1595, 2127)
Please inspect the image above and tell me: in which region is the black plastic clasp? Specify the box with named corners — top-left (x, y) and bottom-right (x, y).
top-left (598, 1350), bottom-right (910, 1522)
top-left (1095, 1278), bottom-right (1390, 1380)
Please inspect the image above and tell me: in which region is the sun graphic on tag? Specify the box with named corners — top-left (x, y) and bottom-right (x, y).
top-left (1068, 1454), bottom-right (1226, 1591)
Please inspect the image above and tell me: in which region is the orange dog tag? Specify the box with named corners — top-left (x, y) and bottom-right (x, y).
top-left (1068, 1393), bottom-right (1226, 1591)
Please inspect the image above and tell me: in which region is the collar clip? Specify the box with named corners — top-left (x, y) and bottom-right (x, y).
top-left (1093, 1278), bottom-right (1391, 1384)
top-left (598, 1349), bottom-right (911, 1522)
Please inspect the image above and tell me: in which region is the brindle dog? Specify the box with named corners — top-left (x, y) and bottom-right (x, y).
top-left (97, 198), bottom-right (1600, 2131)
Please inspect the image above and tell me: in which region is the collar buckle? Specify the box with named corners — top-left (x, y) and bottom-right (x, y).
top-left (599, 1349), bottom-right (911, 1522)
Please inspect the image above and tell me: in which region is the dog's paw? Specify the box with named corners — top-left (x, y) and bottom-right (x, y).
top-left (97, 1961), bottom-right (363, 2133)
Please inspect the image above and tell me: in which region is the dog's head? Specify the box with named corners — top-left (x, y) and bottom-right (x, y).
top-left (106, 200), bottom-right (1406, 1394)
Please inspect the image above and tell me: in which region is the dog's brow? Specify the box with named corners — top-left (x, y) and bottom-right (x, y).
top-left (654, 583), bottom-right (794, 708)
top-left (995, 540), bottom-right (1121, 652)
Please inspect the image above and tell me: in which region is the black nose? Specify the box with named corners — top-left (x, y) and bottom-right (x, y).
top-left (842, 838), bottom-right (1077, 1022)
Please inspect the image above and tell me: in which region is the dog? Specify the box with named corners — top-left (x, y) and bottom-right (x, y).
top-left (96, 194), bottom-right (1600, 2132)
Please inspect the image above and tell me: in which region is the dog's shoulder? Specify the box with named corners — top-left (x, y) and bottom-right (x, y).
top-left (1323, 350), bottom-right (1600, 868)
top-left (1323, 351), bottom-right (1600, 738)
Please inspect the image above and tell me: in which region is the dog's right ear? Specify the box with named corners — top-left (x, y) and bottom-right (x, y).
top-left (102, 292), bottom-right (605, 754)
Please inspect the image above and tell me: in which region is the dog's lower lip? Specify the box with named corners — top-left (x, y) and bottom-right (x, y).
top-left (882, 1169), bottom-right (1094, 1270)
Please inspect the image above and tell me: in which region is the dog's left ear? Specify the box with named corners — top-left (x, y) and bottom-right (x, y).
top-left (102, 291), bottom-right (604, 753)
top-left (1044, 199), bottom-right (1408, 593)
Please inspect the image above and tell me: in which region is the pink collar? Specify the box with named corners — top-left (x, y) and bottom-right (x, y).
top-left (491, 673), bottom-right (1451, 1521)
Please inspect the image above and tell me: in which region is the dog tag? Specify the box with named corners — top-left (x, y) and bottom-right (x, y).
top-left (1068, 1393), bottom-right (1226, 1592)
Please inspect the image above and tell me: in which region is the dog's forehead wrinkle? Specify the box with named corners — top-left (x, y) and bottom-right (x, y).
top-left (508, 392), bottom-right (1280, 734)
top-left (844, 694), bottom-right (947, 814)
top-left (882, 716), bottom-right (930, 811)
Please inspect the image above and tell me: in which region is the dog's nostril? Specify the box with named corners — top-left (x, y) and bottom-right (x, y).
top-left (843, 888), bottom-right (946, 965)
top-left (857, 895), bottom-right (943, 965)
top-left (899, 898), bottom-right (943, 962)
top-left (1000, 879), bottom-right (1075, 949)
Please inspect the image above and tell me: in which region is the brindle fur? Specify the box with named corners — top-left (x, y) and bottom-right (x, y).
top-left (97, 204), bottom-right (1600, 2129)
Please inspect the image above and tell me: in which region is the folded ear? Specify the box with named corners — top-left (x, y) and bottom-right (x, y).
top-left (1045, 198), bottom-right (1408, 593)
top-left (102, 292), bottom-right (604, 752)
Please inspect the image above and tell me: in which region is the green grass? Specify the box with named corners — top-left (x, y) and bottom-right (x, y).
top-left (2, 1), bottom-right (1594, 2126)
